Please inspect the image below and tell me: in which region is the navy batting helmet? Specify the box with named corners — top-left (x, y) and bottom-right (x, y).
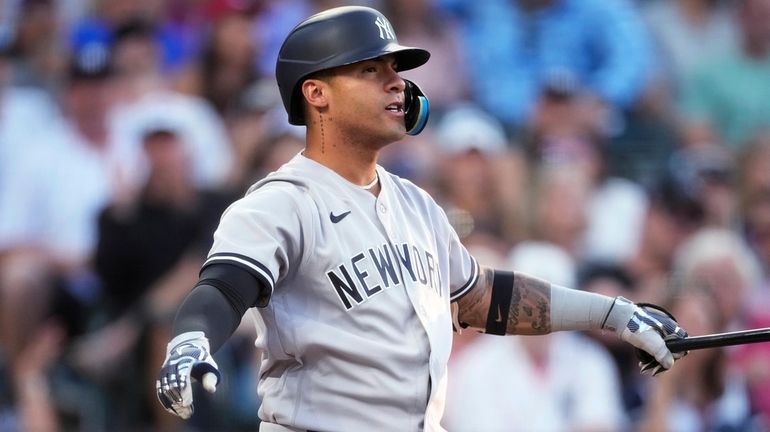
top-left (276, 6), bottom-right (430, 134)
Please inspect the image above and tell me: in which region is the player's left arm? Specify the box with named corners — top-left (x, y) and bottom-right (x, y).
top-left (454, 267), bottom-right (552, 335)
top-left (454, 266), bottom-right (689, 375)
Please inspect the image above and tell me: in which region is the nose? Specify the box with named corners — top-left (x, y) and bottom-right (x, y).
top-left (386, 65), bottom-right (405, 93)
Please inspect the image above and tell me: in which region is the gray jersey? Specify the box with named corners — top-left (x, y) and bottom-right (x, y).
top-left (204, 154), bottom-right (478, 431)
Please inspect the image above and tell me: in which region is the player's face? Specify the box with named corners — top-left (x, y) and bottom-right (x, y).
top-left (325, 55), bottom-right (407, 146)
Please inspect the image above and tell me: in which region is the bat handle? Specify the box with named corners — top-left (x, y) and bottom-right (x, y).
top-left (666, 327), bottom-right (770, 352)
top-left (666, 338), bottom-right (691, 353)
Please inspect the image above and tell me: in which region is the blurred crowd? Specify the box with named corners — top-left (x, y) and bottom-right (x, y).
top-left (0, 0), bottom-right (770, 430)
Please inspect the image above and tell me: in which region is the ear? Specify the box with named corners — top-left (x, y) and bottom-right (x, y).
top-left (301, 78), bottom-right (330, 114)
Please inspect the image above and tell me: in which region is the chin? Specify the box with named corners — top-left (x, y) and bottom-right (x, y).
top-left (389, 121), bottom-right (407, 138)
top-left (385, 129), bottom-right (406, 144)
top-left (371, 124), bottom-right (405, 145)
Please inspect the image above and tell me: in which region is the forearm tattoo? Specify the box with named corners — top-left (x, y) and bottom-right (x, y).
top-left (456, 267), bottom-right (551, 335)
top-left (503, 271), bottom-right (551, 335)
top-left (455, 268), bottom-right (493, 330)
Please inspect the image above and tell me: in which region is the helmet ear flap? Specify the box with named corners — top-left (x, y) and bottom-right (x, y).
top-left (404, 79), bottom-right (429, 136)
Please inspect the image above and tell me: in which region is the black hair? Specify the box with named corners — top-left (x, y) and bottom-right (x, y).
top-left (577, 261), bottom-right (636, 293)
top-left (111, 17), bottom-right (157, 48)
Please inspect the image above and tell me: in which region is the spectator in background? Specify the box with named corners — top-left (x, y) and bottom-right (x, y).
top-left (106, 18), bottom-right (233, 196)
top-left (0, 45), bottom-right (117, 430)
top-left (377, 119), bottom-right (443, 194)
top-left (439, 0), bottom-right (653, 135)
top-left (639, 294), bottom-right (757, 432)
top-left (384, 0), bottom-right (470, 112)
top-left (679, 0), bottom-right (770, 150)
top-left (174, 0), bottom-right (260, 120)
top-left (526, 76), bottom-right (648, 263)
top-left (54, 0), bottom-right (91, 36)
top-left (433, 104), bottom-right (528, 246)
top-left (739, 133), bottom-right (770, 222)
top-left (252, 0), bottom-right (312, 78)
top-left (444, 242), bottom-right (627, 432)
top-left (622, 157), bottom-right (708, 304)
top-left (0, 40), bottom-right (60, 195)
top-left (668, 146), bottom-right (739, 228)
top-left (734, 312), bottom-right (770, 428)
top-left (642, 0), bottom-right (737, 95)
top-left (629, 0), bottom-right (737, 179)
top-left (223, 78), bottom-right (297, 192)
top-left (670, 228), bottom-right (762, 331)
top-left (733, 131), bottom-right (770, 430)
top-left (528, 163), bottom-right (591, 257)
top-left (256, 130), bottom-right (306, 178)
top-left (70, 0), bottom-right (190, 75)
top-left (6, 0), bottom-right (65, 91)
top-left (527, 72), bottom-right (608, 155)
top-left (524, 80), bottom-right (596, 258)
top-left (70, 126), bottom-right (235, 431)
top-left (0, 30), bottom-right (64, 432)
top-left (740, 133), bottom-right (770, 307)
top-left (582, 159), bottom-right (649, 265)
top-left (578, 262), bottom-right (647, 421)
top-left (639, 228), bottom-right (762, 431)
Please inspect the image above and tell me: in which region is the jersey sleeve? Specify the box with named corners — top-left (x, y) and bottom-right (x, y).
top-left (426, 198), bottom-right (479, 302)
top-left (447, 224), bottom-right (479, 302)
top-left (201, 182), bottom-right (309, 306)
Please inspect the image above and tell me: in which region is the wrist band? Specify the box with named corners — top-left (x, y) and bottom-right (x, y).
top-left (485, 271), bottom-right (514, 335)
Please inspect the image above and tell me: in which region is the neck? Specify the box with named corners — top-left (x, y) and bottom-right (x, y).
top-left (303, 117), bottom-right (381, 187)
top-left (76, 119), bottom-right (108, 149)
top-left (144, 174), bottom-right (196, 209)
top-left (677, 0), bottom-right (709, 25)
top-left (744, 38), bottom-right (770, 59)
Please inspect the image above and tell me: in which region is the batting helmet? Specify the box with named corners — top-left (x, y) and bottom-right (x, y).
top-left (276, 6), bottom-right (431, 134)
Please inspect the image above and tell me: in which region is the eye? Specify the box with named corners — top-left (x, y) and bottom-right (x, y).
top-left (364, 66), bottom-right (377, 73)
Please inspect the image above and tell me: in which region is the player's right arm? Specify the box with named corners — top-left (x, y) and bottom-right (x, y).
top-left (156, 263), bottom-right (267, 419)
top-left (156, 182), bottom-right (305, 419)
top-left (454, 266), bottom-right (688, 375)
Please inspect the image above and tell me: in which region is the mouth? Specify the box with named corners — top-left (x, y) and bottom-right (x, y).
top-left (385, 101), bottom-right (404, 115)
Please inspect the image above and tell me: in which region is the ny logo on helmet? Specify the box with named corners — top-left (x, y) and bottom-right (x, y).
top-left (375, 16), bottom-right (395, 40)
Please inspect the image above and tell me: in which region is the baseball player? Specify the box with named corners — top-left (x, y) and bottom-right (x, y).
top-left (156, 6), bottom-right (687, 432)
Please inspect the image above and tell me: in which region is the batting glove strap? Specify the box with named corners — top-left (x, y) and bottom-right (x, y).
top-left (156, 331), bottom-right (220, 419)
top-left (603, 297), bottom-right (688, 375)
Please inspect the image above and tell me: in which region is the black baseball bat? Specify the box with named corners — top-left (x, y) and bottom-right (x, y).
top-left (666, 327), bottom-right (770, 352)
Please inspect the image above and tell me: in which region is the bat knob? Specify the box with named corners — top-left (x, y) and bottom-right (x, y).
top-left (202, 372), bottom-right (218, 393)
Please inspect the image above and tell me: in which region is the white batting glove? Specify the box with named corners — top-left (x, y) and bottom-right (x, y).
top-left (602, 297), bottom-right (688, 376)
top-left (156, 331), bottom-right (220, 419)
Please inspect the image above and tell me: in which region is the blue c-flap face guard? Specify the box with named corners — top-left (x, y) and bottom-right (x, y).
top-left (404, 79), bottom-right (429, 136)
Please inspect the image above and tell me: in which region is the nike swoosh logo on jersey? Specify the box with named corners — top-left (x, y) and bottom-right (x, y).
top-left (330, 210), bottom-right (351, 223)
